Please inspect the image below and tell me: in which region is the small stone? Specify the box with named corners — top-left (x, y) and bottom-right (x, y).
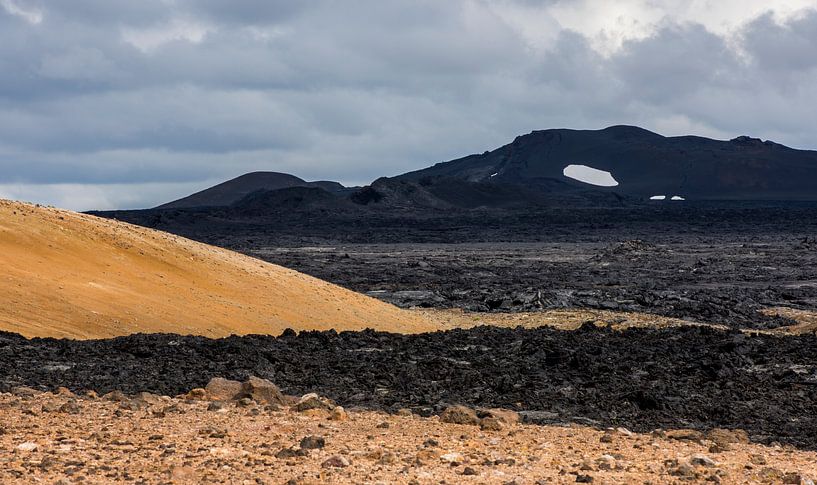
top-left (690, 455), bottom-right (717, 468)
top-left (440, 452), bottom-right (463, 464)
top-left (185, 388), bottom-right (207, 400)
top-left (480, 417), bottom-right (505, 431)
top-left (207, 401), bottom-right (228, 412)
top-left (59, 400), bottom-right (81, 414)
top-left (575, 474), bottom-right (594, 483)
top-left (236, 397), bottom-right (254, 407)
top-left (749, 454), bottom-right (767, 465)
top-left (595, 455), bottom-right (616, 471)
top-left (665, 429), bottom-right (705, 442)
top-left (599, 432), bottom-right (614, 443)
top-left (291, 393), bottom-right (333, 412)
top-left (670, 463), bottom-right (697, 477)
top-left (16, 442), bottom-right (38, 452)
top-left (276, 447), bottom-right (308, 459)
top-left (42, 400), bottom-right (62, 412)
top-left (414, 449), bottom-right (441, 465)
top-left (478, 408), bottom-right (520, 425)
top-left (11, 386), bottom-right (37, 398)
top-left (440, 405), bottom-right (479, 426)
top-left (329, 406), bottom-right (348, 421)
top-left (462, 466), bottom-right (478, 476)
top-left (240, 376), bottom-right (284, 405)
top-left (396, 408), bottom-right (413, 417)
top-left (102, 390), bottom-right (128, 402)
top-left (204, 378), bottom-right (242, 401)
top-left (377, 451), bottom-right (397, 465)
top-left (615, 427), bottom-right (634, 436)
top-left (377, 422), bottom-right (390, 429)
top-left (706, 428), bottom-right (749, 446)
top-left (299, 435), bottom-right (325, 450)
top-left (783, 473), bottom-right (808, 484)
top-left (55, 387), bottom-right (74, 397)
top-left (709, 443), bottom-right (731, 453)
top-left (321, 455), bottom-right (350, 468)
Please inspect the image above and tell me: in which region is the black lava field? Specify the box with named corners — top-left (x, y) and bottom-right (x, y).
top-left (2, 325), bottom-right (816, 449)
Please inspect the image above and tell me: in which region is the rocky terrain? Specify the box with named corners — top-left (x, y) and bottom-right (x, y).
top-left (3, 323), bottom-right (816, 450)
top-left (249, 237), bottom-right (817, 330)
top-left (2, 383), bottom-right (816, 484)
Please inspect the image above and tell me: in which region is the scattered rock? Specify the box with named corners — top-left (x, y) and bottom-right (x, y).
top-left (480, 417), bottom-right (505, 431)
top-left (59, 400), bottom-right (81, 414)
top-left (239, 376), bottom-right (284, 405)
top-left (415, 449), bottom-right (441, 466)
top-left (41, 400), bottom-right (62, 413)
top-left (185, 388), bottom-right (207, 400)
top-left (440, 405), bottom-right (479, 426)
top-left (321, 455), bottom-right (350, 468)
top-left (672, 463), bottom-right (698, 477)
top-left (575, 474), bottom-right (594, 483)
top-left (462, 466), bottom-right (478, 475)
top-left (595, 455), bottom-right (616, 471)
top-left (291, 393), bottom-right (333, 412)
top-left (102, 390), bottom-right (128, 402)
top-left (440, 452), bottom-right (463, 464)
top-left (16, 442), bottom-right (38, 452)
top-left (276, 447), bottom-right (308, 459)
top-left (204, 378), bottom-right (242, 401)
top-left (690, 455), bottom-right (717, 468)
top-left (664, 429), bottom-right (704, 443)
top-left (207, 401), bottom-right (228, 412)
top-left (750, 454), bottom-right (767, 465)
top-left (706, 428), bottom-right (749, 446)
top-left (329, 406), bottom-right (348, 421)
top-left (299, 435), bottom-right (325, 450)
top-left (55, 387), bottom-right (74, 397)
top-left (377, 451), bottom-right (397, 465)
top-left (783, 473), bottom-right (812, 485)
top-left (11, 386), bottom-right (37, 398)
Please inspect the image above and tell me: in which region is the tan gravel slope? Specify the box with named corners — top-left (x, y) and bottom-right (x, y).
top-left (0, 199), bottom-right (433, 339)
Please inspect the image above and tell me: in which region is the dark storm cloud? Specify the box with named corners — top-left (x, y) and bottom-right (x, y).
top-left (1, 0), bottom-right (816, 209)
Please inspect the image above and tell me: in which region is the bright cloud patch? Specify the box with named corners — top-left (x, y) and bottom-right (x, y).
top-left (562, 165), bottom-right (619, 187)
top-left (671, 195), bottom-right (685, 200)
top-left (650, 195), bottom-right (666, 200)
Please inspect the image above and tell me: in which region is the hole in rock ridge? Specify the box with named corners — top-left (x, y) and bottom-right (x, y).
top-left (563, 165), bottom-right (619, 187)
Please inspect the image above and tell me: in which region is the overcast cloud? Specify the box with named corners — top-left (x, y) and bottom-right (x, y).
top-left (1, 0), bottom-right (817, 210)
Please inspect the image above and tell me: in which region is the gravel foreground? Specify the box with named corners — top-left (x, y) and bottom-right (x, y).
top-left (1, 387), bottom-right (816, 484)
top-left (2, 324), bottom-right (816, 450)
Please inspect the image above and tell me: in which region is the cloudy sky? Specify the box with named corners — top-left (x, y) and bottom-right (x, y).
top-left (2, 0), bottom-right (817, 210)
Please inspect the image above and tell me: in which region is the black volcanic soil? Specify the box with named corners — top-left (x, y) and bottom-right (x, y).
top-left (94, 203), bottom-right (817, 330)
top-left (249, 238), bottom-right (817, 330)
top-left (2, 325), bottom-right (816, 449)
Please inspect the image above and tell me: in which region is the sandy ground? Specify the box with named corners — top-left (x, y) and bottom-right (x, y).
top-left (418, 307), bottom-right (817, 336)
top-left (0, 390), bottom-right (815, 484)
top-left (0, 200), bottom-right (434, 339)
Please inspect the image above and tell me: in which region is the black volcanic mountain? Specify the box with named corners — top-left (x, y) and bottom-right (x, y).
top-left (154, 126), bottom-right (817, 212)
top-left (157, 172), bottom-right (347, 209)
top-left (398, 125), bottom-right (817, 200)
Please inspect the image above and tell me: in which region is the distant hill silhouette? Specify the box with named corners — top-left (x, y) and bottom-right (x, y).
top-left (157, 126), bottom-right (817, 214)
top-left (157, 172), bottom-right (347, 209)
top-left (396, 125), bottom-right (817, 201)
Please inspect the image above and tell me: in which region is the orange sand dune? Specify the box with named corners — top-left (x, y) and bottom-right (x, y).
top-left (0, 199), bottom-right (433, 339)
